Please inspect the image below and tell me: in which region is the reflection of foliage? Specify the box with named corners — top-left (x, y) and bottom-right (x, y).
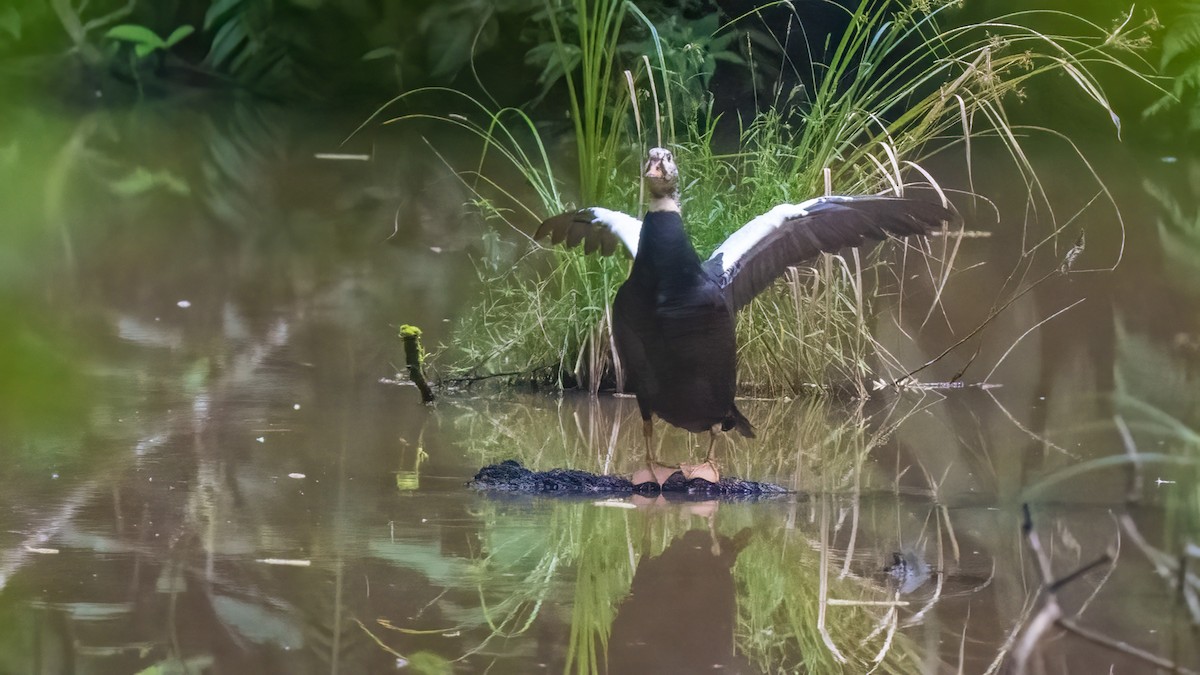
top-left (1112, 148), bottom-right (1200, 602)
top-left (212, 595), bottom-right (304, 648)
top-left (440, 394), bottom-right (923, 671)
top-left (561, 506), bottom-right (633, 674)
top-left (447, 389), bottom-right (913, 491)
top-left (453, 498), bottom-right (636, 672)
top-left (0, 303), bottom-right (87, 437)
top-left (0, 107), bottom-right (97, 476)
top-left (0, 603), bottom-right (37, 675)
top-left (736, 535), bottom-right (920, 673)
top-left (1145, 3), bottom-right (1200, 132)
top-left (449, 395), bottom-right (627, 470)
top-left (1143, 162), bottom-right (1200, 292)
top-left (462, 487), bottom-right (930, 673)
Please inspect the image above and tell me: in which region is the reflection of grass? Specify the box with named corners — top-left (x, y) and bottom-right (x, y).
top-left (563, 506), bottom-right (635, 675)
top-left (721, 394), bottom-right (926, 494)
top-left (449, 391), bottom-right (925, 493)
top-left (736, 533), bottom-right (921, 673)
top-left (1112, 317), bottom-right (1200, 546)
top-left (1143, 164), bottom-right (1200, 294)
top-left (462, 492), bottom-right (932, 673)
top-left (371, 385), bottom-right (940, 672)
top-left (464, 498), bottom-right (638, 672)
top-left (441, 394), bottom-right (936, 671)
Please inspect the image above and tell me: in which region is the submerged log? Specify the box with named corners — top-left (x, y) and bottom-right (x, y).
top-left (469, 460), bottom-right (789, 497)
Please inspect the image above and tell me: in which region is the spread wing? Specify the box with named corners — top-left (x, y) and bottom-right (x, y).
top-left (534, 207), bottom-right (642, 257)
top-left (705, 196), bottom-right (956, 312)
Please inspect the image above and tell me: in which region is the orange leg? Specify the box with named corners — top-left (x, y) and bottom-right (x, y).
top-left (631, 418), bottom-right (677, 486)
top-left (681, 424), bottom-right (722, 484)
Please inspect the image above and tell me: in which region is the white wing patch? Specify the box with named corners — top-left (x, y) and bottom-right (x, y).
top-left (590, 207), bottom-right (642, 258)
top-left (709, 198), bottom-right (824, 276)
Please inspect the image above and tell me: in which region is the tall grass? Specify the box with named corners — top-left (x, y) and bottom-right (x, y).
top-left (547, 0), bottom-right (633, 203)
top-left (373, 0), bottom-right (1155, 394)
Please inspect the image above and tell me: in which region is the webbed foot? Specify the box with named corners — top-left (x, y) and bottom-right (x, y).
top-left (680, 460), bottom-right (720, 484)
top-left (632, 462), bottom-right (678, 487)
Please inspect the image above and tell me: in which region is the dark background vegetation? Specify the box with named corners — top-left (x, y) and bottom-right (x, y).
top-left (0, 0), bottom-right (1189, 142)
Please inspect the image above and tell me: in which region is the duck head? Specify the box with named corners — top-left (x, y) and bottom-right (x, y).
top-left (642, 147), bottom-right (680, 209)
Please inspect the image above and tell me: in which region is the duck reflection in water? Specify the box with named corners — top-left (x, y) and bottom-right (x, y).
top-left (607, 502), bottom-right (754, 673)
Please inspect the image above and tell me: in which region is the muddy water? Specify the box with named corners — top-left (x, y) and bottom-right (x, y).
top-left (0, 100), bottom-right (1196, 674)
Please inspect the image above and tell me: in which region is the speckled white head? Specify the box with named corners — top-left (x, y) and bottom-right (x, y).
top-left (642, 147), bottom-right (680, 211)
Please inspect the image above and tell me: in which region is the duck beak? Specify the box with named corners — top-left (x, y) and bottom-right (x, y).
top-left (644, 160), bottom-right (664, 179)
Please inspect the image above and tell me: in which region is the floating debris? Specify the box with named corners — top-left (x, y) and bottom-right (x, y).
top-left (593, 499), bottom-right (638, 509)
top-left (314, 153), bottom-right (370, 161)
top-left (255, 558), bottom-right (311, 567)
top-left (24, 546), bottom-right (59, 555)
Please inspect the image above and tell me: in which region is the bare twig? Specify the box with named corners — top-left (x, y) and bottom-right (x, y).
top-left (893, 266), bottom-right (1061, 386)
top-left (441, 365), bottom-right (558, 386)
top-left (983, 297), bottom-right (1085, 383)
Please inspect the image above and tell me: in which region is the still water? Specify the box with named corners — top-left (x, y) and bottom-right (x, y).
top-left (0, 99), bottom-right (1196, 674)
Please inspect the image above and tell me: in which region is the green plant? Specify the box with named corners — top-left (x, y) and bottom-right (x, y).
top-left (538, 0), bottom-right (635, 203)
top-left (1144, 2), bottom-right (1197, 130)
top-left (104, 23), bottom-right (193, 59)
top-left (201, 0), bottom-right (317, 97)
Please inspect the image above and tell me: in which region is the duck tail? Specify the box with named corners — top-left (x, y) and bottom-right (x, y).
top-left (724, 405), bottom-right (756, 439)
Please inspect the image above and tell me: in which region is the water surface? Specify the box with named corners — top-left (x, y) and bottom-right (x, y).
top-left (0, 100), bottom-right (1196, 674)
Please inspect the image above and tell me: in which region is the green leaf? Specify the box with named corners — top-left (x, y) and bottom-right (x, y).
top-left (134, 42), bottom-right (156, 58)
top-left (164, 25), bottom-right (195, 48)
top-left (204, 0), bottom-right (245, 30)
top-left (205, 17), bottom-right (248, 69)
top-left (105, 24), bottom-right (165, 48)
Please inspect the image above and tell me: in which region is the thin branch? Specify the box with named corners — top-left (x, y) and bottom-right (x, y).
top-left (892, 266), bottom-right (1061, 386)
